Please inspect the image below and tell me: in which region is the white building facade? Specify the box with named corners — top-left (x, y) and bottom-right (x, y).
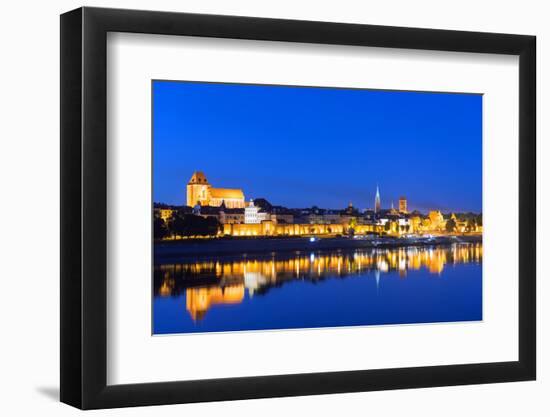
top-left (244, 200), bottom-right (270, 224)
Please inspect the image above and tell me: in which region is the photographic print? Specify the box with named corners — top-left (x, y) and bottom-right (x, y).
top-left (152, 81), bottom-right (483, 335)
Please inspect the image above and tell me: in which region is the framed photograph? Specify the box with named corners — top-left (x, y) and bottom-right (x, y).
top-left (60, 7), bottom-right (536, 409)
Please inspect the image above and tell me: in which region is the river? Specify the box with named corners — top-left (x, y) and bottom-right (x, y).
top-left (153, 242), bottom-right (482, 334)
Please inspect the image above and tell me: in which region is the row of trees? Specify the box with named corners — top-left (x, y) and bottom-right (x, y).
top-left (452, 213), bottom-right (483, 226)
top-left (154, 213), bottom-right (221, 239)
top-left (445, 217), bottom-right (479, 233)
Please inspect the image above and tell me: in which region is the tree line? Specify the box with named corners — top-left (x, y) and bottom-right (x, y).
top-left (154, 212), bottom-right (221, 239)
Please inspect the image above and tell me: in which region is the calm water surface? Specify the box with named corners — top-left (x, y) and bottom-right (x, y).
top-left (153, 243), bottom-right (482, 334)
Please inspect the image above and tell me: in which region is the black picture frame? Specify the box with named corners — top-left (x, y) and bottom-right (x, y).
top-left (60, 6), bottom-right (536, 410)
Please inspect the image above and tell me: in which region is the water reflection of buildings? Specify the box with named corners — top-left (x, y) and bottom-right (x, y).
top-left (185, 285), bottom-right (245, 320)
top-left (154, 243), bottom-right (482, 321)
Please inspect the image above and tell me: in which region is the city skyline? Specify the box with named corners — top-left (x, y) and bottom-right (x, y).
top-left (176, 169), bottom-right (480, 215)
top-left (153, 81), bottom-right (482, 212)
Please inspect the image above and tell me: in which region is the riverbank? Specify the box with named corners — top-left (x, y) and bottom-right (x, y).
top-left (154, 234), bottom-right (482, 264)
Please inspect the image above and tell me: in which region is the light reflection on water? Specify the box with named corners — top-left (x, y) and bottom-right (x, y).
top-left (153, 243), bottom-right (482, 331)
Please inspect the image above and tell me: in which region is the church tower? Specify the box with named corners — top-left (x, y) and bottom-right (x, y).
top-left (187, 171), bottom-right (211, 207)
top-left (399, 196), bottom-right (407, 213)
top-left (374, 185), bottom-right (381, 213)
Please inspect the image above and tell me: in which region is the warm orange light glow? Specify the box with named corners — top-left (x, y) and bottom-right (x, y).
top-left (155, 243), bottom-right (482, 320)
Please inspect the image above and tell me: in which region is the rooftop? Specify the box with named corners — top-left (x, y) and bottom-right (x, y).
top-left (188, 171), bottom-right (209, 184)
top-left (210, 188), bottom-right (245, 200)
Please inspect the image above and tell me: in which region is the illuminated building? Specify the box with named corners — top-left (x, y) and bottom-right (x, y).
top-left (244, 199), bottom-right (270, 224)
top-left (374, 185), bottom-right (381, 213)
top-left (399, 196), bottom-right (407, 213)
top-left (428, 210), bottom-right (445, 231)
top-left (219, 203), bottom-right (245, 224)
top-left (397, 217), bottom-right (411, 233)
top-left (377, 217), bottom-right (407, 236)
top-left (301, 212), bottom-right (342, 224)
top-left (271, 213), bottom-right (294, 224)
top-left (451, 213), bottom-right (465, 232)
top-left (449, 213), bottom-right (483, 234)
top-left (186, 171), bottom-right (245, 208)
top-left (223, 221), bottom-right (380, 237)
top-left (156, 208), bottom-right (174, 222)
top-left (410, 216), bottom-right (423, 232)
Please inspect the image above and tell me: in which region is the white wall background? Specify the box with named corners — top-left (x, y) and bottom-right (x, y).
top-left (0, 0), bottom-right (545, 415)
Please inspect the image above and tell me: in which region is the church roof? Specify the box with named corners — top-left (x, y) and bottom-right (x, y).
top-left (188, 171), bottom-right (209, 184)
top-left (210, 187), bottom-right (244, 199)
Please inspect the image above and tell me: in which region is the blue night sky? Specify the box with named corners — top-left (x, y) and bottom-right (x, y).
top-left (153, 81), bottom-right (482, 213)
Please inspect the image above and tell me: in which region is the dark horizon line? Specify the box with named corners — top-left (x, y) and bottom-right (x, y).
top-left (153, 200), bottom-right (482, 215)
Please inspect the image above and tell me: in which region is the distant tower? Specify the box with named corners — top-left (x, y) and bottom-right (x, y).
top-left (399, 196), bottom-right (408, 213)
top-left (374, 185), bottom-right (381, 213)
top-left (219, 200), bottom-right (226, 224)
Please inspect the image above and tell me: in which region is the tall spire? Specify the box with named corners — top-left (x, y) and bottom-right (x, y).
top-left (374, 184), bottom-right (381, 213)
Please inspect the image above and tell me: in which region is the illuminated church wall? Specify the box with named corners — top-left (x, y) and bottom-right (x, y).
top-left (222, 221), bottom-right (345, 237)
top-left (222, 222), bottom-right (383, 237)
top-left (186, 171), bottom-right (245, 208)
